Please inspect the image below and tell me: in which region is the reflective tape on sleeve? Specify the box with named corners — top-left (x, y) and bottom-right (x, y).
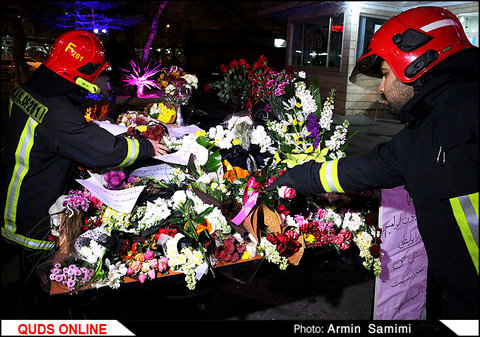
top-left (450, 192), bottom-right (479, 274)
top-left (119, 137), bottom-right (140, 167)
top-left (319, 159), bottom-right (345, 193)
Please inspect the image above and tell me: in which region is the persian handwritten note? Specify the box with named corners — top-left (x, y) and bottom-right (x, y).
top-left (374, 186), bottom-right (428, 320)
top-left (76, 174), bottom-right (145, 214)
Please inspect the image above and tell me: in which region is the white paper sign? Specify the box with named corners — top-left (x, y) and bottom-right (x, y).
top-left (93, 120), bottom-right (129, 136)
top-left (154, 140), bottom-right (209, 166)
top-left (130, 163), bottom-right (177, 182)
top-left (166, 124), bottom-right (202, 138)
top-left (76, 174), bottom-right (145, 214)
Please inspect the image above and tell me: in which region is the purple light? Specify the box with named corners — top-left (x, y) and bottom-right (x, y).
top-left (121, 60), bottom-right (162, 97)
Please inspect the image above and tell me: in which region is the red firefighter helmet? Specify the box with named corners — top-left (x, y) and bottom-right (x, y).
top-left (44, 30), bottom-right (109, 88)
top-left (349, 6), bottom-right (473, 87)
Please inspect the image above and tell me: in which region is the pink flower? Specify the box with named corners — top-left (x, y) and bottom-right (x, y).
top-left (158, 257), bottom-right (168, 273)
top-left (131, 261), bottom-right (142, 273)
top-left (126, 267), bottom-right (134, 275)
top-left (147, 269), bottom-right (156, 280)
top-left (138, 274), bottom-right (147, 284)
top-left (144, 250), bottom-right (155, 261)
top-left (278, 186), bottom-right (296, 199)
top-left (149, 259), bottom-right (158, 269)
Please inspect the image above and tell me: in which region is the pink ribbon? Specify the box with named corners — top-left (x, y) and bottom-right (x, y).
top-left (231, 177), bottom-right (262, 225)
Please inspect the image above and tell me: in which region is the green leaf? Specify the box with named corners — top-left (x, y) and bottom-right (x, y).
top-left (204, 149), bottom-right (222, 172)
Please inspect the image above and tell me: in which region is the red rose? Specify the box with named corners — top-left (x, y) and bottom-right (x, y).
top-left (370, 244), bottom-right (381, 258)
top-left (203, 84), bottom-right (211, 93)
top-left (230, 60), bottom-right (239, 69)
top-left (219, 64), bottom-right (228, 73)
top-left (239, 59), bottom-right (247, 66)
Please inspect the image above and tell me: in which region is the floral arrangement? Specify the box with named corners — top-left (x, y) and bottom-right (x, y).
top-left (156, 65), bottom-right (198, 106)
top-left (209, 55), bottom-right (273, 110)
top-left (45, 60), bottom-right (383, 294)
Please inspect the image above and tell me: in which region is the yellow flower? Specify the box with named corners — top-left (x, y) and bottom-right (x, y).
top-left (274, 152), bottom-right (281, 164)
top-left (232, 139), bottom-right (242, 146)
top-left (305, 145), bottom-right (314, 153)
top-left (304, 234), bottom-right (315, 245)
top-left (196, 130), bottom-right (206, 137)
top-left (293, 119), bottom-right (298, 125)
top-left (241, 251), bottom-right (252, 260)
top-left (299, 121), bottom-right (304, 126)
top-left (295, 102), bottom-right (301, 108)
top-left (135, 125), bottom-right (148, 133)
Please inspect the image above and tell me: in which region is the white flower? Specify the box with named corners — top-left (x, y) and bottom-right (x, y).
top-left (250, 125), bottom-right (273, 153)
top-left (171, 190), bottom-right (187, 209)
top-left (282, 97), bottom-right (297, 111)
top-left (298, 71), bottom-right (306, 79)
top-left (205, 207), bottom-right (230, 234)
top-left (137, 197), bottom-right (171, 232)
top-left (342, 212), bottom-right (364, 232)
top-left (226, 115), bottom-right (253, 130)
top-left (78, 240), bottom-right (106, 264)
top-left (165, 84), bottom-right (176, 95)
top-left (91, 259), bottom-right (127, 289)
top-left (182, 74), bottom-right (198, 89)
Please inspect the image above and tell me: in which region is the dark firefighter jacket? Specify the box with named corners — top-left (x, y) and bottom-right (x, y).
top-left (313, 47), bottom-right (478, 318)
top-left (1, 65), bottom-right (154, 250)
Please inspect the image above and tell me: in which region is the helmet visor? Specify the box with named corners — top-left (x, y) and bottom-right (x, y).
top-left (349, 54), bottom-right (385, 89)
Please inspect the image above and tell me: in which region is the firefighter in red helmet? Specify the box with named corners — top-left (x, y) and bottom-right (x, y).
top-left (1, 30), bottom-right (168, 251)
top-left (269, 6), bottom-right (478, 318)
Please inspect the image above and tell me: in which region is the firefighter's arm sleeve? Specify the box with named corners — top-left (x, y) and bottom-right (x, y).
top-left (52, 118), bottom-right (155, 169)
top-left (268, 140), bottom-right (404, 195)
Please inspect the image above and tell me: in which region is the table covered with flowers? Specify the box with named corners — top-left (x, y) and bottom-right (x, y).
top-left (40, 56), bottom-right (382, 295)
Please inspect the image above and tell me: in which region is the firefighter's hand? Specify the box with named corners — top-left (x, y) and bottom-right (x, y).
top-left (266, 161), bottom-right (322, 196)
top-left (148, 139), bottom-right (169, 156)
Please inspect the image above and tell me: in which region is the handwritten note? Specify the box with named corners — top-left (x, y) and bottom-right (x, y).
top-left (374, 186), bottom-right (428, 320)
top-left (154, 139), bottom-right (208, 166)
top-left (166, 124), bottom-right (202, 138)
top-left (76, 174), bottom-right (145, 214)
top-left (130, 163), bottom-right (177, 182)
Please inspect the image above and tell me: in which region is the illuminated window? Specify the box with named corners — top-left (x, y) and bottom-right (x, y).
top-left (290, 13), bottom-right (344, 68)
top-left (356, 15), bottom-right (387, 61)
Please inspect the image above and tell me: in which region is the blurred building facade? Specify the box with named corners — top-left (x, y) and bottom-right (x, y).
top-left (259, 1), bottom-right (479, 116)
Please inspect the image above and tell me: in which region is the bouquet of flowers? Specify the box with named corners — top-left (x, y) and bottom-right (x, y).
top-left (209, 55), bottom-right (273, 111)
top-left (156, 65), bottom-right (198, 106)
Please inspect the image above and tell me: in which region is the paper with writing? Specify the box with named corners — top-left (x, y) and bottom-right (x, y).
top-left (166, 124), bottom-right (202, 138)
top-left (76, 174), bottom-right (145, 214)
top-left (374, 186), bottom-right (428, 320)
top-left (130, 163), bottom-right (177, 182)
top-left (154, 139), bottom-right (208, 166)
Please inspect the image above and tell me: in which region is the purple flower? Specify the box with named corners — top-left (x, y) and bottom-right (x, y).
top-left (306, 113), bottom-right (322, 149)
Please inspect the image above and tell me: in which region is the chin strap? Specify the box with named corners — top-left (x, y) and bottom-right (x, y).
top-left (75, 77), bottom-right (100, 94)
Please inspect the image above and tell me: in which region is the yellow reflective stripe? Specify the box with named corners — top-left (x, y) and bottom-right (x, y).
top-left (450, 195), bottom-right (479, 274)
top-left (4, 118), bottom-right (37, 232)
top-left (319, 159), bottom-right (344, 193)
top-left (119, 137), bottom-right (140, 167)
top-left (1, 228), bottom-right (55, 250)
top-left (319, 162), bottom-right (331, 192)
top-left (331, 159), bottom-right (345, 193)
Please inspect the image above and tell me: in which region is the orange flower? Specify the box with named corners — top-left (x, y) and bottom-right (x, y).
top-left (185, 219), bottom-right (213, 235)
top-left (223, 160), bottom-right (249, 182)
top-left (135, 253), bottom-right (145, 263)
